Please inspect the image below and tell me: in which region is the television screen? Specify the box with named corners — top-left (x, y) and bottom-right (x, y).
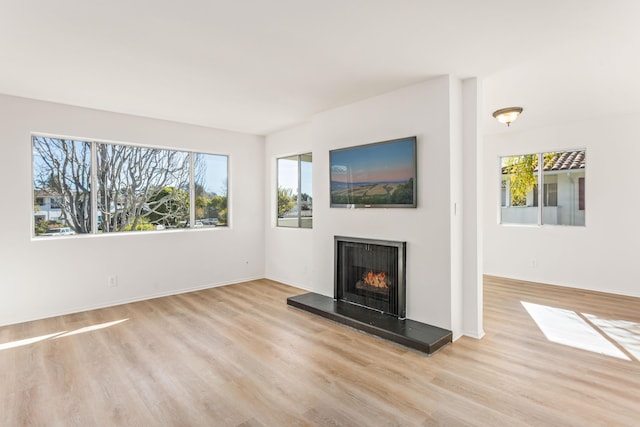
top-left (330, 136), bottom-right (417, 208)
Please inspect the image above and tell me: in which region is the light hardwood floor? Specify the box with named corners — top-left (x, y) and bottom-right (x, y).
top-left (1, 277), bottom-right (639, 426)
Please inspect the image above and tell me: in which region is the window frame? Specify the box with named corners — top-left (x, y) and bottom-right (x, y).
top-left (276, 152), bottom-right (312, 229)
top-left (499, 149), bottom-right (586, 227)
top-left (32, 133), bottom-right (229, 238)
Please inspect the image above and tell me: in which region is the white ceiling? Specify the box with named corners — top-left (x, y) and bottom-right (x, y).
top-left (2, 0), bottom-right (639, 135)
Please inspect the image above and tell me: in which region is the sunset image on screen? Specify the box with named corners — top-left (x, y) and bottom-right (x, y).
top-left (330, 137), bottom-right (416, 207)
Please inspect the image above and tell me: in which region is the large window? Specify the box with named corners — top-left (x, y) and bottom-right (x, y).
top-left (32, 135), bottom-right (228, 236)
top-left (277, 153), bottom-right (312, 228)
top-left (500, 150), bottom-right (585, 226)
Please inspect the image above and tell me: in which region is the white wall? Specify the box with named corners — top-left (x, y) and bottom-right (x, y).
top-left (484, 114), bottom-right (640, 298)
top-left (450, 77), bottom-right (464, 338)
top-left (3, 76), bottom-right (486, 337)
top-left (0, 94), bottom-right (265, 326)
top-left (311, 76), bottom-right (457, 333)
top-left (264, 123), bottom-right (314, 288)
top-left (461, 78), bottom-right (484, 339)
top-left (264, 77), bottom-right (483, 339)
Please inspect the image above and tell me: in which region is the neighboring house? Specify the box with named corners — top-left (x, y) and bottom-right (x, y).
top-left (300, 196), bottom-right (312, 214)
top-left (33, 190), bottom-right (64, 223)
top-left (501, 150), bottom-right (586, 226)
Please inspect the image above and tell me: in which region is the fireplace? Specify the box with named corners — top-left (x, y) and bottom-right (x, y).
top-left (288, 236), bottom-right (451, 354)
top-left (335, 236), bottom-right (406, 318)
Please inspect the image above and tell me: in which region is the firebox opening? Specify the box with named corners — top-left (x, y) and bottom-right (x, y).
top-left (335, 236), bottom-right (406, 318)
top-left (357, 270), bottom-right (390, 293)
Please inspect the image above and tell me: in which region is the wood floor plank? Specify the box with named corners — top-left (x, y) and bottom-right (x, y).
top-left (1, 277), bottom-right (640, 425)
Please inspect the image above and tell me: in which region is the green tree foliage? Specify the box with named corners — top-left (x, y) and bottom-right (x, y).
top-left (390, 178), bottom-right (414, 204)
top-left (331, 180), bottom-right (413, 206)
top-left (194, 181), bottom-right (228, 225)
top-left (503, 153), bottom-right (558, 206)
top-left (208, 194), bottom-right (228, 225)
top-left (503, 154), bottom-right (538, 206)
top-left (194, 195), bottom-right (207, 220)
top-left (218, 207), bottom-right (228, 225)
top-left (146, 186), bottom-right (189, 226)
top-left (34, 219), bottom-right (53, 235)
top-left (278, 186), bottom-right (295, 217)
top-left (123, 217), bottom-right (155, 231)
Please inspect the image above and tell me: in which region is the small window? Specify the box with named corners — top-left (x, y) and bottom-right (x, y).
top-left (277, 153), bottom-right (312, 228)
top-left (500, 150), bottom-right (585, 226)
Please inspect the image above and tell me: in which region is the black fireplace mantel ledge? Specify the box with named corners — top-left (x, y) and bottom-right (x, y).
top-left (287, 292), bottom-right (452, 355)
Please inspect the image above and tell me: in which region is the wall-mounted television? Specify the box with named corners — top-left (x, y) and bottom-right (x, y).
top-left (330, 136), bottom-right (417, 208)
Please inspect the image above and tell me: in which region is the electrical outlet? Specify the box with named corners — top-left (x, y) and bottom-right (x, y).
top-left (108, 275), bottom-right (118, 287)
top-left (531, 259), bottom-right (538, 268)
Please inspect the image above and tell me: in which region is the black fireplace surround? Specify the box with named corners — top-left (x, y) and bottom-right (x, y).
top-left (335, 236), bottom-right (406, 319)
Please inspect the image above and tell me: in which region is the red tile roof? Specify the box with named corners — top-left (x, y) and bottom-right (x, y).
top-left (540, 150), bottom-right (585, 172)
top-left (502, 150), bottom-right (585, 174)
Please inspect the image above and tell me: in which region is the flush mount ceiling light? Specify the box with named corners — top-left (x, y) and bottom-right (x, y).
top-left (492, 107), bottom-right (523, 127)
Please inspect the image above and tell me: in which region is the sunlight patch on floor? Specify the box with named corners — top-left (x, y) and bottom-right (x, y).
top-left (55, 318), bottom-right (129, 338)
top-left (521, 301), bottom-right (631, 361)
top-left (0, 318), bottom-right (129, 351)
top-left (584, 314), bottom-right (640, 361)
top-left (0, 331), bottom-right (65, 350)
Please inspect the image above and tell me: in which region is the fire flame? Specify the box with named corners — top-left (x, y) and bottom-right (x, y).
top-left (363, 271), bottom-right (388, 288)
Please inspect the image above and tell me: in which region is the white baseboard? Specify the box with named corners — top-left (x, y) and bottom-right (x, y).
top-left (461, 329), bottom-right (486, 340)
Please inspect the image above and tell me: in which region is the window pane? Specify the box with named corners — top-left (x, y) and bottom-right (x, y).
top-left (300, 153), bottom-right (313, 229)
top-left (96, 144), bottom-right (190, 232)
top-left (542, 150), bottom-right (585, 226)
top-left (277, 155), bottom-right (299, 228)
top-left (194, 153), bottom-right (228, 228)
top-left (33, 136), bottom-right (91, 236)
top-left (500, 154), bottom-right (538, 225)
